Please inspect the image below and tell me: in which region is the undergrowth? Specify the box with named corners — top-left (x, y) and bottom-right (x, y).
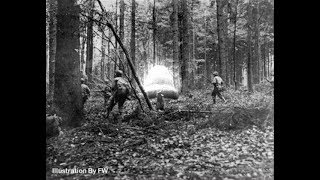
top-left (46, 84), bottom-right (274, 180)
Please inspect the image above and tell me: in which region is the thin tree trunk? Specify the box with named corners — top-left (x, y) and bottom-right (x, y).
top-left (100, 26), bottom-right (106, 81)
top-left (266, 41), bottom-right (269, 78)
top-left (233, 0), bottom-right (239, 90)
top-left (236, 49), bottom-right (242, 85)
top-left (204, 11), bottom-right (208, 85)
top-left (85, 0), bottom-right (94, 84)
top-left (262, 37), bottom-right (267, 80)
top-left (180, 0), bottom-right (189, 93)
top-left (191, 1), bottom-right (195, 88)
top-left (107, 28), bottom-right (112, 79)
top-left (119, 0), bottom-right (125, 72)
top-left (216, 0), bottom-right (228, 85)
top-left (247, 0), bottom-right (253, 92)
top-left (131, 0), bottom-right (136, 87)
top-left (54, 0), bottom-right (82, 127)
top-left (172, 0), bottom-right (179, 88)
top-left (253, 2), bottom-right (260, 84)
top-left (114, 0), bottom-right (118, 72)
top-left (46, 0), bottom-right (50, 95)
top-left (80, 29), bottom-right (86, 74)
top-left (153, 0), bottom-right (156, 66)
top-left (48, 0), bottom-right (57, 102)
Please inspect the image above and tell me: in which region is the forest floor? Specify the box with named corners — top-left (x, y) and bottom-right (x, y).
top-left (46, 84), bottom-right (274, 180)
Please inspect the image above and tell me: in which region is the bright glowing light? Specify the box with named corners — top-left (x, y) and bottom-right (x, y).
top-left (143, 66), bottom-right (179, 99)
top-left (144, 65), bottom-right (174, 87)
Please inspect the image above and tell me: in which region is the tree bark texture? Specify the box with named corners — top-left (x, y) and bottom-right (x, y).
top-left (54, 0), bottom-right (83, 127)
top-left (80, 28), bottom-right (86, 74)
top-left (107, 28), bottom-right (112, 79)
top-left (85, 0), bottom-right (94, 84)
top-left (247, 0), bottom-right (253, 92)
top-left (114, 0), bottom-right (118, 72)
top-left (252, 3), bottom-right (260, 84)
top-left (216, 0), bottom-right (229, 85)
top-left (48, 0), bottom-right (57, 102)
top-left (130, 0), bottom-right (136, 86)
top-left (180, 0), bottom-right (189, 93)
top-left (46, 0), bottom-right (50, 94)
top-left (233, 0), bottom-right (239, 90)
top-left (100, 26), bottom-right (106, 81)
top-left (119, 0), bottom-right (125, 72)
top-left (153, 0), bottom-right (156, 66)
top-left (172, 0), bottom-right (179, 88)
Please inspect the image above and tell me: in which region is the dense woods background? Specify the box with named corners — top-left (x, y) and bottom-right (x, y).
top-left (46, 1), bottom-right (274, 179)
top-left (46, 0), bottom-right (274, 101)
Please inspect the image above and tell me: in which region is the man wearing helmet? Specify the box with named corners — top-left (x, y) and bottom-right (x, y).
top-left (81, 78), bottom-right (91, 106)
top-left (106, 70), bottom-right (130, 122)
top-left (211, 71), bottom-right (226, 104)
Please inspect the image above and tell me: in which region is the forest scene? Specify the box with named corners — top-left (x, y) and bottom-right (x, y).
top-left (46, 0), bottom-right (274, 179)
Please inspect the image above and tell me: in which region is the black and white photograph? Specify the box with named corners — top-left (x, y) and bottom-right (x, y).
top-left (46, 0), bottom-right (274, 179)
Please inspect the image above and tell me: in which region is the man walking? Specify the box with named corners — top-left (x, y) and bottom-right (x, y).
top-left (211, 71), bottom-right (227, 104)
top-left (102, 79), bottom-right (112, 106)
top-left (106, 70), bottom-right (130, 123)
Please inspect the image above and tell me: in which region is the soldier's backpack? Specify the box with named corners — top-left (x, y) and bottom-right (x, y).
top-left (115, 78), bottom-right (130, 96)
top-left (216, 83), bottom-right (225, 92)
top-left (214, 76), bottom-right (225, 92)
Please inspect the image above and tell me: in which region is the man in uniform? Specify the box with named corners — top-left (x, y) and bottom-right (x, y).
top-left (211, 71), bottom-right (227, 104)
top-left (81, 78), bottom-right (91, 106)
top-left (106, 70), bottom-right (130, 122)
top-left (102, 79), bottom-right (112, 106)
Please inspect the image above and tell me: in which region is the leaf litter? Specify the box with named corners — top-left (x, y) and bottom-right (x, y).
top-left (47, 88), bottom-right (274, 180)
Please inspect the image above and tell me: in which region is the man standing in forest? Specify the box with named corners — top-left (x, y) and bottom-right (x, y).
top-left (81, 78), bottom-right (91, 106)
top-left (211, 71), bottom-right (227, 104)
top-left (106, 70), bottom-right (130, 123)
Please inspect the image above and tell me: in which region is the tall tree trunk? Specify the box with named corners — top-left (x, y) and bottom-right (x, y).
top-left (142, 41), bottom-right (148, 84)
top-left (216, 0), bottom-right (228, 85)
top-left (212, 43), bottom-right (216, 71)
top-left (252, 2), bottom-right (260, 84)
top-left (233, 0), bottom-right (239, 90)
top-left (214, 43), bottom-right (219, 71)
top-left (107, 28), bottom-right (112, 79)
top-left (172, 0), bottom-right (179, 88)
top-left (85, 0), bottom-right (94, 84)
top-left (266, 41), bottom-right (269, 78)
top-left (80, 28), bottom-right (86, 74)
top-left (114, 0), bottom-right (118, 72)
top-left (204, 11), bottom-right (209, 85)
top-left (119, 0), bottom-right (125, 72)
top-left (247, 0), bottom-right (253, 92)
top-left (180, 0), bottom-right (189, 93)
top-left (54, 0), bottom-right (82, 127)
top-left (236, 49), bottom-right (242, 86)
top-left (48, 0), bottom-right (57, 102)
top-left (100, 26), bottom-right (106, 81)
top-left (153, 0), bottom-right (156, 66)
top-left (262, 37), bottom-right (267, 80)
top-left (190, 1), bottom-right (195, 89)
top-left (46, 0), bottom-right (50, 95)
top-left (131, 0), bottom-right (136, 86)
